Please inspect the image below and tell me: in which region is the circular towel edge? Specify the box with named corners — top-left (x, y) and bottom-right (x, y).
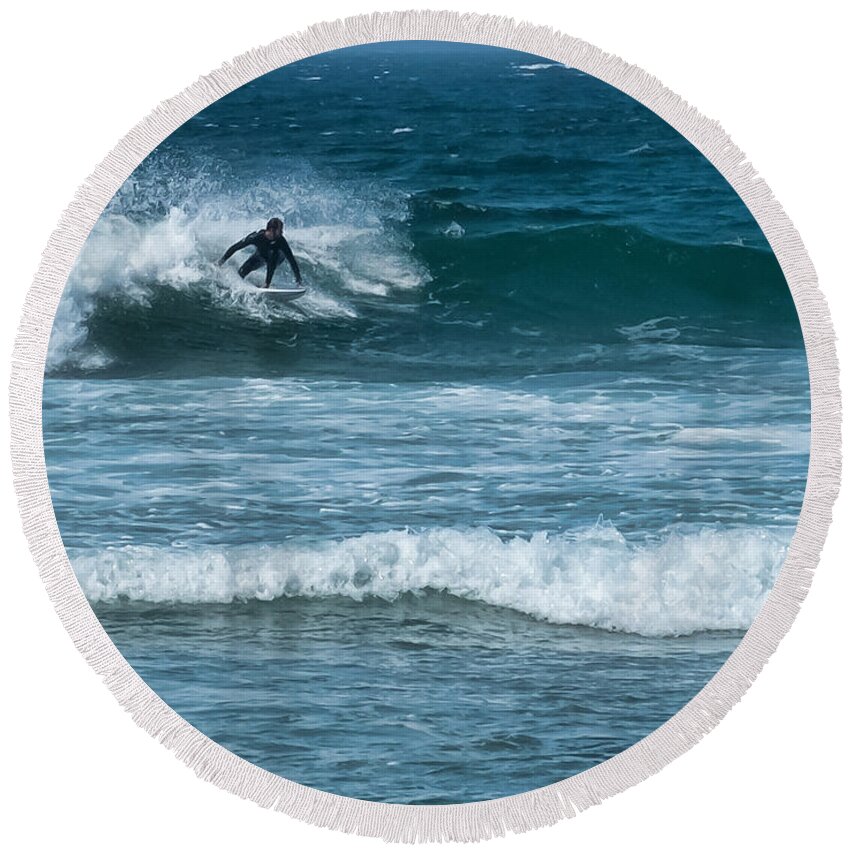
top-left (8, 9), bottom-right (843, 843)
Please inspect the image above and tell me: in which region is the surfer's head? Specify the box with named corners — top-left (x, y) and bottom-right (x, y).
top-left (265, 217), bottom-right (284, 238)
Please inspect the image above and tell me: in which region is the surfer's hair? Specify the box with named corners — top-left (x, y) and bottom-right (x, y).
top-left (266, 217), bottom-right (284, 232)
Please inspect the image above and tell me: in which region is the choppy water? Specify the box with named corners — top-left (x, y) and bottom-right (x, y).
top-left (98, 595), bottom-right (741, 804)
top-left (43, 42), bottom-right (809, 803)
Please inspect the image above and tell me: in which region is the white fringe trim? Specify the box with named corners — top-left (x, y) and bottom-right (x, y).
top-left (8, 9), bottom-right (841, 843)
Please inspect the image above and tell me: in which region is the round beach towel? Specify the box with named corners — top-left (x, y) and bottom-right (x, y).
top-left (10, 11), bottom-right (840, 842)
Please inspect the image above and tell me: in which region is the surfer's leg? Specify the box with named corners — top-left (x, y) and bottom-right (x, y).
top-left (265, 249), bottom-right (287, 286)
top-left (238, 253), bottom-right (266, 279)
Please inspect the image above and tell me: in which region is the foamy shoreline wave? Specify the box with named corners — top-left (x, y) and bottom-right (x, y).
top-left (72, 522), bottom-right (791, 637)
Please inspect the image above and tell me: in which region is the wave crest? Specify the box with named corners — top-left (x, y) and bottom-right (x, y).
top-left (48, 156), bottom-right (430, 372)
top-left (73, 523), bottom-right (790, 636)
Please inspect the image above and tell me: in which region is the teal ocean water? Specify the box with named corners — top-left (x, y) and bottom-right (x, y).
top-left (43, 43), bottom-right (809, 803)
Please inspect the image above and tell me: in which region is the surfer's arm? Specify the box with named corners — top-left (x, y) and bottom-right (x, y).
top-left (218, 234), bottom-right (255, 265)
top-left (277, 236), bottom-right (302, 284)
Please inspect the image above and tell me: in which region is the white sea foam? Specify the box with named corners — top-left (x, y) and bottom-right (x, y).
top-left (47, 168), bottom-right (430, 370)
top-left (617, 316), bottom-right (682, 342)
top-left (72, 522), bottom-right (792, 636)
top-left (668, 427), bottom-right (794, 450)
top-left (620, 142), bottom-right (654, 156)
top-left (514, 63), bottom-right (564, 71)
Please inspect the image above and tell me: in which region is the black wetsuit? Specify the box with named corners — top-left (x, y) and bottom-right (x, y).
top-left (219, 230), bottom-right (302, 287)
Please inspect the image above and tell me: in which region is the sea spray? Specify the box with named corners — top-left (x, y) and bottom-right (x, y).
top-left (48, 157), bottom-right (429, 372)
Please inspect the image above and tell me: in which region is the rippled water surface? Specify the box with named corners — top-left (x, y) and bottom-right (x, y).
top-left (44, 42), bottom-right (808, 802)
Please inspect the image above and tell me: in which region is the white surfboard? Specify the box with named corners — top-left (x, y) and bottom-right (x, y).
top-left (258, 286), bottom-right (307, 302)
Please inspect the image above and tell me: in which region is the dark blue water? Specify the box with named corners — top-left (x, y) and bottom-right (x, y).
top-left (43, 42), bottom-right (809, 803)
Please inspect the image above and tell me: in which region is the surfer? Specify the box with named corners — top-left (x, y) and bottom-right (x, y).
top-left (217, 217), bottom-right (303, 288)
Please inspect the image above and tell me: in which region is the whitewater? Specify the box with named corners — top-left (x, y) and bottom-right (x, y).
top-left (73, 524), bottom-right (790, 636)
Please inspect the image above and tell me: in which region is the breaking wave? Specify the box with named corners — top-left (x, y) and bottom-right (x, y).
top-left (46, 151), bottom-right (801, 379)
top-left (47, 155), bottom-right (429, 373)
top-left (74, 522), bottom-right (791, 637)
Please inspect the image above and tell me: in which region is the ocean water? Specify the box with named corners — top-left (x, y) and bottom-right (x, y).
top-left (43, 42), bottom-right (809, 803)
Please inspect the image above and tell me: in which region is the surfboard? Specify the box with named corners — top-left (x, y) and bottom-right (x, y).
top-left (258, 286), bottom-right (307, 302)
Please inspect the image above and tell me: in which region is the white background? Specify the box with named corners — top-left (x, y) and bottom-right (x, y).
top-left (1, 2), bottom-right (847, 847)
